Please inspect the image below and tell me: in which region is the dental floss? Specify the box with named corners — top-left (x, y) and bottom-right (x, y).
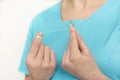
top-left (42, 28), bottom-right (68, 34)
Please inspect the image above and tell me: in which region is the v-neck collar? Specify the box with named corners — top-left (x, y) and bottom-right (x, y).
top-left (57, 0), bottom-right (111, 24)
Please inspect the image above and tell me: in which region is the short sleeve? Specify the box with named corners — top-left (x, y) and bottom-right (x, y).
top-left (18, 5), bottom-right (55, 74)
top-left (18, 20), bottom-right (34, 75)
top-left (18, 10), bottom-right (46, 74)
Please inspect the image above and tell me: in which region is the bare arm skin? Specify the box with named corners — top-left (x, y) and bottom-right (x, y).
top-left (25, 75), bottom-right (31, 80)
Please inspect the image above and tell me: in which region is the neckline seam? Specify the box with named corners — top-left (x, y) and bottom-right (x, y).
top-left (58, 0), bottom-right (110, 23)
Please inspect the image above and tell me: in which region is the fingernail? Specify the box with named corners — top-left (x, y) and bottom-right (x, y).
top-left (36, 35), bottom-right (42, 40)
top-left (36, 32), bottom-right (43, 40)
top-left (46, 46), bottom-right (50, 49)
top-left (52, 50), bottom-right (55, 53)
top-left (39, 32), bottom-right (43, 36)
top-left (70, 24), bottom-right (75, 31)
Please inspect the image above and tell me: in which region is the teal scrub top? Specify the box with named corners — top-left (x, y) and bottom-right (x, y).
top-left (19, 0), bottom-right (120, 79)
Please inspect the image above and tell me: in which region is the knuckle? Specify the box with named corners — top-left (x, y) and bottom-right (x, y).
top-left (42, 63), bottom-right (50, 69)
top-left (26, 57), bottom-right (41, 68)
top-left (40, 43), bottom-right (44, 49)
top-left (41, 44), bottom-right (45, 49)
top-left (26, 61), bottom-right (33, 68)
top-left (33, 63), bottom-right (40, 68)
top-left (70, 54), bottom-right (79, 62)
top-left (46, 46), bottom-right (50, 49)
top-left (61, 62), bottom-right (66, 68)
top-left (72, 55), bottom-right (77, 60)
top-left (62, 63), bottom-right (67, 69)
top-left (62, 59), bottom-right (69, 68)
top-left (30, 62), bottom-right (41, 68)
top-left (26, 60), bottom-right (31, 67)
top-left (26, 56), bottom-right (32, 66)
top-left (32, 40), bottom-right (40, 47)
top-left (50, 63), bottom-right (56, 68)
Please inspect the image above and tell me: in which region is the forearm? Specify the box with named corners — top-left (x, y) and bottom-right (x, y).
top-left (25, 75), bottom-right (32, 80)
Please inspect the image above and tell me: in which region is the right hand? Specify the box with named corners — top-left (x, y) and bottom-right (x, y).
top-left (26, 32), bottom-right (56, 80)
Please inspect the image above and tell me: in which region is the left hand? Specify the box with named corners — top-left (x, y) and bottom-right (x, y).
top-left (61, 24), bottom-right (110, 80)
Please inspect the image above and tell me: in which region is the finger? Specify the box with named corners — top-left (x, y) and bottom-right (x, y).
top-left (62, 51), bottom-right (67, 66)
top-left (67, 44), bottom-right (71, 59)
top-left (62, 49), bottom-right (71, 68)
top-left (70, 24), bottom-right (79, 55)
top-left (62, 44), bottom-right (70, 62)
top-left (75, 30), bottom-right (90, 55)
top-left (29, 32), bottom-right (43, 59)
top-left (36, 43), bottom-right (45, 61)
top-left (67, 44), bottom-right (75, 62)
top-left (50, 50), bottom-right (56, 66)
top-left (68, 46), bottom-right (73, 62)
top-left (44, 46), bottom-right (51, 63)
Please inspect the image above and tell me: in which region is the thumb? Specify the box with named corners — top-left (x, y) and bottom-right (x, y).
top-left (70, 24), bottom-right (79, 54)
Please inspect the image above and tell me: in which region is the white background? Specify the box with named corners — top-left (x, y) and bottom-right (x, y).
top-left (0, 0), bottom-right (59, 80)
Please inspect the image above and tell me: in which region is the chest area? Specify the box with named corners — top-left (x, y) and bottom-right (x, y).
top-left (40, 21), bottom-right (120, 78)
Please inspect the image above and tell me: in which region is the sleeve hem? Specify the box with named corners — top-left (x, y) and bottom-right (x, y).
top-left (18, 67), bottom-right (29, 75)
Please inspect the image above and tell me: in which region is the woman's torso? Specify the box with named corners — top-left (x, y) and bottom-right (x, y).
top-left (19, 0), bottom-right (120, 79)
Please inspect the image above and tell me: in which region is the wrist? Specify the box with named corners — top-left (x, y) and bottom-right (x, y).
top-left (79, 70), bottom-right (110, 80)
top-left (32, 79), bottom-right (49, 80)
top-left (31, 77), bottom-right (49, 80)
top-left (91, 72), bottom-right (110, 80)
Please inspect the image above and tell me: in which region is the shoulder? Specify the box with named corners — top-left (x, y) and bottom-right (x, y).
top-left (29, 2), bottom-right (60, 36)
top-left (30, 2), bottom-right (60, 26)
